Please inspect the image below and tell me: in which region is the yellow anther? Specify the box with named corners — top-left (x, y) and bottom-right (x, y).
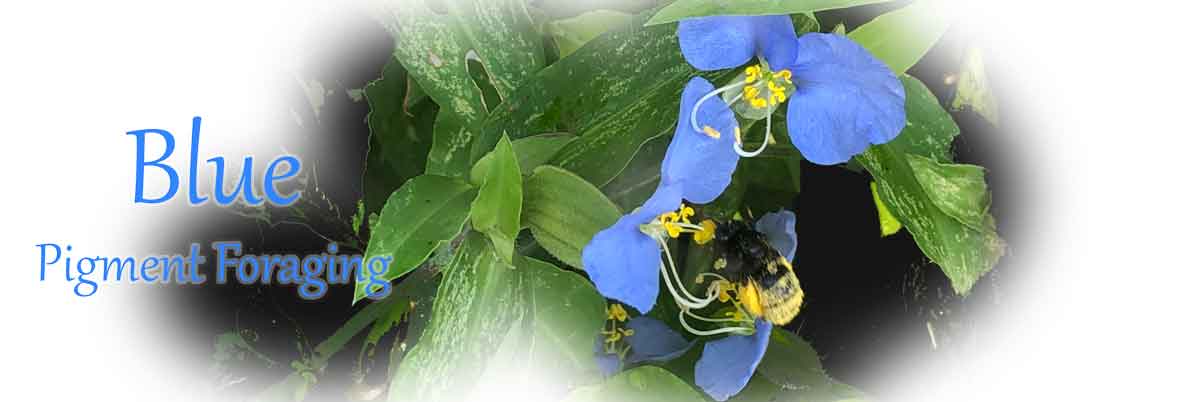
top-left (771, 90), bottom-right (787, 104)
top-left (607, 304), bottom-right (629, 322)
top-left (658, 211), bottom-right (679, 224)
top-left (679, 205), bottom-right (695, 223)
top-left (693, 219), bottom-right (717, 245)
top-left (665, 223), bottom-right (682, 238)
top-left (751, 98), bottom-right (767, 109)
top-left (714, 257), bottom-right (727, 270)
top-left (744, 65), bottom-right (761, 83)
top-left (702, 125), bottom-right (721, 139)
top-left (775, 69), bottom-right (792, 83)
top-left (622, 328), bottom-right (635, 337)
top-left (743, 86), bottom-right (760, 100)
top-left (717, 281), bottom-right (737, 302)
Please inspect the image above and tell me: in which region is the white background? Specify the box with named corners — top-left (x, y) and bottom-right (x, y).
top-left (1, 0), bottom-right (1196, 401)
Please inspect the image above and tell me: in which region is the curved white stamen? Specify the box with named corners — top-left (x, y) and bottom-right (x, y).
top-left (658, 237), bottom-right (716, 306)
top-left (685, 308), bottom-right (747, 324)
top-left (678, 309), bottom-right (755, 336)
top-left (697, 272), bottom-right (730, 283)
top-left (734, 112), bottom-right (773, 157)
top-left (690, 81), bottom-right (745, 134)
top-left (661, 262), bottom-right (715, 310)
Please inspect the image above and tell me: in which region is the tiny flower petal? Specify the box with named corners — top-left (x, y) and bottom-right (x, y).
top-left (582, 184), bottom-right (683, 313)
top-left (661, 77), bottom-right (739, 204)
top-left (783, 33), bottom-right (906, 165)
top-left (677, 15), bottom-right (799, 71)
top-left (694, 320), bottom-right (773, 401)
top-left (754, 210), bottom-right (797, 261)
top-left (593, 338), bottom-right (622, 377)
top-left (625, 317), bottom-right (693, 364)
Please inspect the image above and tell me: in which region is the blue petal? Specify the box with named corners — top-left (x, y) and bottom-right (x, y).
top-left (677, 15), bottom-right (799, 71)
top-left (754, 210), bottom-right (797, 261)
top-left (625, 317), bottom-right (693, 364)
top-left (783, 33), bottom-right (906, 165)
top-left (677, 16), bottom-right (756, 71)
top-left (593, 337), bottom-right (622, 377)
top-left (581, 185), bottom-right (682, 313)
top-left (694, 320), bottom-right (773, 401)
top-left (751, 15), bottom-right (799, 69)
top-left (661, 77), bottom-right (739, 204)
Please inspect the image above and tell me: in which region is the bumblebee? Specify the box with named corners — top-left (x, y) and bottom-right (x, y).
top-left (711, 219), bottom-right (804, 326)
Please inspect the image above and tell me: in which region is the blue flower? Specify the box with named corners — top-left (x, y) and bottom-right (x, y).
top-left (694, 210), bottom-right (796, 401)
top-left (582, 77), bottom-right (738, 313)
top-left (590, 211), bottom-right (799, 401)
top-left (677, 15), bottom-right (906, 165)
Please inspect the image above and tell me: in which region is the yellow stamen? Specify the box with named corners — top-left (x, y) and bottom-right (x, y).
top-left (717, 281), bottom-right (737, 303)
top-left (665, 223), bottom-right (682, 238)
top-left (775, 69), bottom-right (792, 83)
top-left (679, 205), bottom-right (695, 223)
top-left (702, 125), bottom-right (721, 139)
top-left (607, 304), bottom-right (629, 322)
top-left (744, 65), bottom-right (761, 83)
top-left (743, 86), bottom-right (760, 100)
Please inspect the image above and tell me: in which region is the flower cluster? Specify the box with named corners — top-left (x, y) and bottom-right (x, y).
top-left (582, 12), bottom-right (905, 401)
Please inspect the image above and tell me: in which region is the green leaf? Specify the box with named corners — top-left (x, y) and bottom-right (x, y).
top-left (562, 366), bottom-right (709, 402)
top-left (355, 175), bottom-right (476, 303)
top-left (387, 233), bottom-right (522, 402)
top-left (470, 132), bottom-right (577, 184)
top-left (856, 145), bottom-right (1005, 294)
top-left (847, 1), bottom-right (949, 73)
top-left (755, 328), bottom-right (829, 391)
top-left (522, 166), bottom-right (622, 270)
top-left (425, 110), bottom-right (476, 179)
top-left (474, 12), bottom-right (715, 186)
top-left (548, 10), bottom-right (634, 57)
top-left (951, 46), bottom-right (1000, 125)
top-left (871, 181), bottom-right (903, 237)
top-left (907, 154), bottom-right (992, 231)
top-left (363, 59), bottom-right (437, 215)
top-left (729, 374), bottom-right (785, 402)
top-left (888, 74), bottom-right (959, 163)
top-left (384, 241), bottom-right (606, 400)
top-left (470, 134), bottom-right (523, 263)
top-left (600, 134), bottom-right (667, 211)
top-left (360, 267), bottom-right (441, 374)
top-left (645, 0), bottom-right (892, 26)
top-left (518, 256), bottom-right (607, 381)
top-left (377, 0), bottom-right (546, 177)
